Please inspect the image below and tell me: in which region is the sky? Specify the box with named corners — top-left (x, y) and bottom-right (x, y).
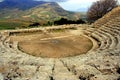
top-left (0, 0), bottom-right (120, 12)
top-left (58, 0), bottom-right (120, 12)
top-left (58, 0), bottom-right (99, 12)
top-left (34, 0), bottom-right (101, 12)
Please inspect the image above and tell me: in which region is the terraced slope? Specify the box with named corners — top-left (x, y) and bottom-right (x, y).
top-left (93, 6), bottom-right (120, 27)
top-left (0, 6), bottom-right (120, 80)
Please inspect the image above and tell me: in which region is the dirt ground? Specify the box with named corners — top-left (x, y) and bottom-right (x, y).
top-left (10, 31), bottom-right (93, 58)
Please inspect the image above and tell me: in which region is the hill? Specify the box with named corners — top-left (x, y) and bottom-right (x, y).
top-left (19, 2), bottom-right (81, 23)
top-left (0, 0), bottom-right (81, 28)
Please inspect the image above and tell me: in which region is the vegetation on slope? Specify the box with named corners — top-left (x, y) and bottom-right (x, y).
top-left (0, 21), bottom-right (29, 30)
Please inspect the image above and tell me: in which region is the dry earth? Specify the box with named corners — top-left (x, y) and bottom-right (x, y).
top-left (10, 31), bottom-right (92, 58)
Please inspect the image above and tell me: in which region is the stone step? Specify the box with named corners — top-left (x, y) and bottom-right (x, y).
top-left (84, 28), bottom-right (95, 35)
top-left (97, 27), bottom-right (120, 47)
top-left (100, 27), bottom-right (118, 49)
top-left (90, 33), bottom-right (102, 48)
top-left (95, 31), bottom-right (108, 50)
top-left (10, 41), bottom-right (22, 54)
top-left (103, 26), bottom-right (120, 35)
top-left (97, 29), bottom-right (112, 50)
top-left (104, 25), bottom-right (120, 30)
top-left (30, 65), bottom-right (53, 80)
top-left (93, 31), bottom-right (107, 50)
top-left (53, 59), bottom-right (79, 80)
top-left (116, 35), bottom-right (120, 49)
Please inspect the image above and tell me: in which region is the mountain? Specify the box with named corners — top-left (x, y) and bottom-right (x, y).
top-left (0, 0), bottom-right (81, 29)
top-left (21, 2), bottom-right (81, 22)
top-left (0, 0), bottom-right (47, 10)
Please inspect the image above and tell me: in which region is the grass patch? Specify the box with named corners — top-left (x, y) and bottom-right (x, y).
top-left (0, 21), bottom-right (29, 30)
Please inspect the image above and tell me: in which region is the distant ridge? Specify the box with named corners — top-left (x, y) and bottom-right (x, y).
top-left (0, 0), bottom-right (47, 10)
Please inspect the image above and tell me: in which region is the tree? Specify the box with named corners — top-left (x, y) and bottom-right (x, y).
top-left (54, 18), bottom-right (85, 25)
top-left (28, 22), bottom-right (40, 27)
top-left (87, 0), bottom-right (118, 23)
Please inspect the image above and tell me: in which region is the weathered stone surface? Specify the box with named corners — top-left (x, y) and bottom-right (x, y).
top-left (90, 74), bottom-right (120, 80)
top-left (53, 59), bottom-right (79, 80)
top-left (74, 65), bottom-right (101, 78)
top-left (0, 73), bottom-right (4, 80)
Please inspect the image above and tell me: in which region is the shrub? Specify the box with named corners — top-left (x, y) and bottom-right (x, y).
top-left (28, 22), bottom-right (40, 27)
top-left (87, 0), bottom-right (118, 23)
top-left (54, 18), bottom-right (85, 25)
